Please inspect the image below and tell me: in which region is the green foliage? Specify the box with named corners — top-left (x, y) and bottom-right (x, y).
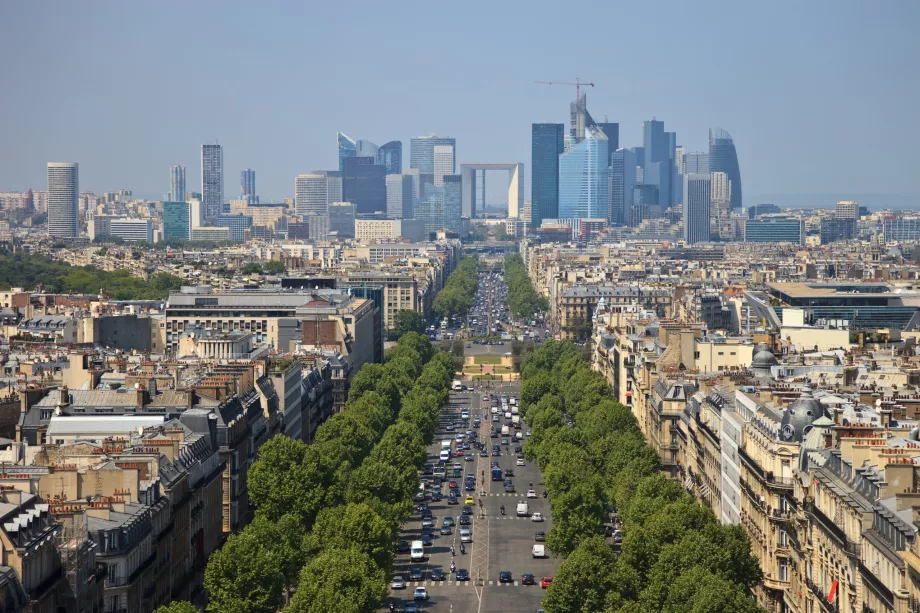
top-left (286, 547), bottom-right (388, 613)
top-left (247, 435), bottom-right (331, 525)
top-left (543, 536), bottom-right (619, 613)
top-left (242, 262), bottom-right (263, 275)
top-left (504, 252), bottom-right (546, 318)
top-left (154, 603), bottom-right (198, 613)
top-left (0, 251), bottom-right (183, 298)
top-left (391, 310), bottom-right (426, 337)
top-left (433, 255), bottom-right (479, 317)
top-left (304, 503), bottom-right (398, 570)
top-left (263, 260), bottom-right (286, 274)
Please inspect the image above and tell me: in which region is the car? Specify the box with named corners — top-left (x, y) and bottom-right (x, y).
top-left (460, 528), bottom-right (472, 543)
top-left (420, 533), bottom-right (433, 546)
top-left (448, 480), bottom-right (458, 489)
top-left (480, 449), bottom-right (488, 457)
top-left (414, 587), bottom-right (429, 600)
top-left (465, 453), bottom-right (474, 462)
top-left (421, 517), bottom-right (433, 528)
top-left (390, 575), bottom-right (406, 589)
top-left (504, 482), bottom-right (515, 493)
top-left (541, 576), bottom-right (553, 589)
top-left (440, 525), bottom-right (452, 535)
top-left (465, 482), bottom-right (475, 491)
top-left (501, 439), bottom-right (509, 446)
top-left (404, 604), bottom-right (419, 613)
top-left (517, 457), bottom-right (526, 466)
top-left (535, 531), bottom-right (545, 541)
top-left (421, 509), bottom-right (432, 519)
top-left (456, 568), bottom-right (470, 581)
top-left (459, 515), bottom-right (471, 525)
top-left (492, 416), bottom-right (500, 424)
top-left (409, 567), bottom-right (424, 581)
top-left (526, 430), bottom-right (532, 437)
top-left (431, 491), bottom-right (443, 502)
top-left (397, 540), bottom-right (410, 553)
top-left (532, 512), bottom-right (544, 522)
top-left (514, 445), bottom-right (523, 454)
top-left (462, 505), bottom-right (473, 516)
top-left (423, 466), bottom-right (433, 476)
top-left (527, 489), bottom-right (537, 498)
top-left (442, 516), bottom-right (455, 527)
top-left (430, 568), bottom-right (445, 581)
top-left (464, 495), bottom-right (475, 505)
top-left (504, 469), bottom-right (514, 477)
top-left (613, 530), bottom-right (623, 544)
top-left (499, 571), bottom-right (513, 583)
top-left (492, 449), bottom-right (500, 456)
top-left (416, 502), bottom-right (429, 513)
top-left (522, 573), bottom-right (536, 585)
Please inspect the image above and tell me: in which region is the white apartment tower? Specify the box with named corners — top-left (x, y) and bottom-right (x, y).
top-left (433, 145), bottom-right (455, 187)
top-left (295, 174), bottom-right (330, 216)
top-left (47, 162), bottom-right (79, 238)
top-left (201, 144), bottom-right (223, 222)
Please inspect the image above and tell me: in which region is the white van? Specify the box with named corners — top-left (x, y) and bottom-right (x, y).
top-left (512, 415), bottom-right (520, 426)
top-left (501, 425), bottom-right (510, 436)
top-left (511, 406), bottom-right (519, 416)
top-left (441, 440), bottom-right (452, 450)
top-left (452, 380), bottom-right (463, 391)
top-left (532, 544), bottom-right (545, 558)
top-left (410, 540), bottom-right (425, 561)
top-left (439, 449), bottom-right (450, 462)
top-left (517, 501), bottom-right (529, 517)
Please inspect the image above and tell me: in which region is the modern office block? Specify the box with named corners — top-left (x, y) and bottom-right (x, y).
top-left (642, 120), bottom-right (676, 206)
top-left (684, 152), bottom-right (709, 175)
top-left (410, 136), bottom-right (456, 174)
top-left (415, 184), bottom-right (445, 234)
top-left (217, 213), bottom-right (253, 241)
top-left (442, 175), bottom-right (462, 233)
top-left (744, 216), bottom-right (804, 245)
top-left (610, 148), bottom-right (636, 226)
top-left (163, 201), bottom-right (192, 241)
top-left (748, 203), bottom-right (780, 219)
top-left (433, 145), bottom-right (455, 187)
top-left (356, 139), bottom-right (378, 158)
top-left (337, 132), bottom-right (356, 172)
top-left (558, 125), bottom-right (608, 220)
top-left (820, 217), bottom-right (856, 244)
top-left (836, 200), bottom-right (859, 220)
top-left (709, 128), bottom-right (742, 210)
top-left (376, 141), bottom-right (402, 175)
top-left (683, 173), bottom-right (711, 244)
top-left (329, 202), bottom-right (356, 237)
top-left (343, 157), bottom-right (386, 215)
top-left (711, 171), bottom-right (732, 204)
top-left (531, 123), bottom-right (565, 227)
top-left (386, 174), bottom-right (414, 219)
top-left (47, 162), bottom-right (79, 238)
top-left (295, 174), bottom-right (330, 216)
top-left (201, 144), bottom-right (223, 222)
top-left (883, 216), bottom-right (920, 242)
top-left (109, 218), bottom-right (154, 243)
top-left (594, 123), bottom-right (619, 161)
top-left (240, 169), bottom-right (256, 204)
top-left (191, 226), bottom-right (231, 242)
top-left (169, 165), bottom-right (186, 202)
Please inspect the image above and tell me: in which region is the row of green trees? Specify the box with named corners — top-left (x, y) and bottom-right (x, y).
top-left (504, 253), bottom-right (547, 318)
top-left (157, 332), bottom-right (454, 613)
top-left (520, 340), bottom-right (764, 613)
top-left (0, 250), bottom-right (185, 299)
top-left (432, 254), bottom-right (479, 317)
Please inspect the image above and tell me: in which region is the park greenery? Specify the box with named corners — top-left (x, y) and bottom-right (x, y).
top-left (390, 309), bottom-right (427, 339)
top-left (504, 252), bottom-right (547, 318)
top-left (432, 254), bottom-right (479, 317)
top-left (521, 340), bottom-right (764, 613)
top-left (0, 250), bottom-right (184, 300)
top-left (181, 331), bottom-right (453, 613)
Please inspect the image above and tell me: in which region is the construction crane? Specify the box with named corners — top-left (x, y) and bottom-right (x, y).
top-left (534, 78), bottom-right (595, 100)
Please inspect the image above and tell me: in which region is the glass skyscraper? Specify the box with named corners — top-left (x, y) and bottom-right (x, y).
top-left (682, 173), bottom-right (711, 244)
top-left (642, 120), bottom-right (676, 207)
top-left (442, 175), bottom-right (462, 233)
top-left (240, 169), bottom-right (256, 203)
top-left (415, 184), bottom-right (444, 234)
top-left (744, 216), bottom-right (803, 245)
top-left (169, 165), bottom-right (186, 202)
top-left (610, 148), bottom-right (636, 226)
top-left (201, 144), bottom-right (223, 223)
top-left (217, 213), bottom-right (253, 241)
top-left (376, 141), bottom-right (402, 175)
top-left (410, 136), bottom-right (456, 174)
top-left (343, 157), bottom-right (386, 215)
top-left (386, 174), bottom-right (413, 219)
top-left (558, 126), bottom-right (608, 220)
top-left (531, 123), bottom-right (564, 227)
top-left (163, 201), bottom-right (191, 241)
top-left (47, 162), bottom-right (79, 238)
top-left (337, 132), bottom-right (357, 172)
top-left (709, 128), bottom-right (742, 210)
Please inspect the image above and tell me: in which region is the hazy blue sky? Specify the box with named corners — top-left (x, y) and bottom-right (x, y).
top-left (1, 0), bottom-right (917, 204)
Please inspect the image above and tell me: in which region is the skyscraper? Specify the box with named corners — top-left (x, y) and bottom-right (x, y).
top-left (558, 126), bottom-right (609, 220)
top-left (201, 144), bottom-right (223, 222)
top-left (47, 162), bottom-right (78, 238)
top-left (163, 201), bottom-right (192, 240)
top-left (710, 172), bottom-right (732, 204)
top-left (343, 157), bottom-right (387, 215)
top-left (295, 174), bottom-right (330, 216)
top-left (708, 128), bottom-right (742, 210)
top-left (416, 184), bottom-right (444, 234)
top-left (594, 123), bottom-right (619, 163)
top-left (683, 173), bottom-right (711, 244)
top-left (410, 136), bottom-right (456, 174)
top-left (433, 145), bottom-right (455, 187)
top-left (356, 139), bottom-right (378, 158)
top-left (684, 152), bottom-right (709, 174)
top-left (376, 141), bottom-right (402, 175)
top-left (241, 169), bottom-right (256, 203)
top-left (642, 120), bottom-right (676, 207)
top-left (531, 123), bottom-right (565, 226)
top-left (610, 148), bottom-right (636, 226)
top-left (442, 175), bottom-right (462, 232)
top-left (337, 132), bottom-right (357, 172)
top-left (169, 165), bottom-right (186, 202)
top-left (386, 174), bottom-right (414, 219)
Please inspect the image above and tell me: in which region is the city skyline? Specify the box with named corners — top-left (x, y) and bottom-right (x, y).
top-left (1, 1), bottom-right (916, 204)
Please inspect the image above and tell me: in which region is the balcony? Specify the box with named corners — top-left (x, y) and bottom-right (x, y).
top-left (805, 502), bottom-right (860, 558)
top-left (805, 578), bottom-right (838, 613)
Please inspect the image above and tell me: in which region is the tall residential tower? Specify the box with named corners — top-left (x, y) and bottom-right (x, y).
top-left (169, 165), bottom-right (186, 202)
top-left (47, 162), bottom-right (79, 238)
top-left (201, 144), bottom-right (223, 222)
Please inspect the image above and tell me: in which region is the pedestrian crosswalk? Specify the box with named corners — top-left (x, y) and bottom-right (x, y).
top-left (396, 580), bottom-right (526, 588)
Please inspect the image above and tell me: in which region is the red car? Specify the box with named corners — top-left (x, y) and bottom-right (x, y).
top-left (541, 576), bottom-right (553, 589)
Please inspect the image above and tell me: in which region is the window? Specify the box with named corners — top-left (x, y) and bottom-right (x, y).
top-left (718, 351), bottom-right (724, 356)
top-left (778, 529), bottom-right (788, 547)
top-left (778, 559), bottom-right (788, 581)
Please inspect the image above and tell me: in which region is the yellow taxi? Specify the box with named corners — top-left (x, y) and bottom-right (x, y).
top-left (464, 495), bottom-right (475, 505)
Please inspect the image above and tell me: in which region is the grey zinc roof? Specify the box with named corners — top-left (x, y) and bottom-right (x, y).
top-left (46, 415), bottom-right (166, 437)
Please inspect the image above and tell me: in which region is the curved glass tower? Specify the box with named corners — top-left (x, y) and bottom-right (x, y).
top-left (558, 126), bottom-right (608, 220)
top-left (337, 132), bottom-right (357, 172)
top-left (708, 128), bottom-right (742, 210)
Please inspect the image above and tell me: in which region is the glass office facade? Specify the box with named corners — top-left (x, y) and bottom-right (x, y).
top-left (163, 201), bottom-right (190, 240)
top-left (558, 126), bottom-right (608, 220)
top-left (709, 128), bottom-right (743, 210)
top-left (531, 123), bottom-right (564, 227)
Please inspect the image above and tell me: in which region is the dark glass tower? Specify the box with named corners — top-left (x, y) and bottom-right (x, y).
top-left (343, 156), bottom-right (387, 215)
top-left (376, 141), bottom-right (403, 175)
top-left (594, 123), bottom-right (619, 163)
top-left (531, 123), bottom-right (564, 227)
top-left (709, 128), bottom-right (743, 210)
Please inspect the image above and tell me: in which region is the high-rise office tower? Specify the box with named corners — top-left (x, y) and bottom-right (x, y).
top-left (356, 139), bottom-right (378, 158)
top-left (710, 172), bottom-right (732, 204)
top-left (416, 184), bottom-right (445, 234)
top-left (835, 200), bottom-right (859, 220)
top-left (295, 174), bottom-right (330, 216)
top-left (376, 141), bottom-right (403, 175)
top-left (675, 146), bottom-right (685, 175)
top-left (558, 125), bottom-right (609, 220)
top-left (201, 144), bottom-right (223, 222)
top-left (683, 173), bottom-right (711, 244)
top-left (47, 162), bottom-right (79, 238)
top-left (337, 132), bottom-right (357, 172)
top-left (169, 165), bottom-right (186, 202)
top-left (343, 157), bottom-right (386, 215)
top-left (386, 174), bottom-right (414, 219)
top-left (410, 136), bottom-right (456, 174)
top-left (163, 201), bottom-right (192, 241)
top-left (594, 123), bottom-right (619, 160)
top-left (642, 120), bottom-right (676, 207)
top-left (708, 128), bottom-right (742, 210)
top-left (326, 171), bottom-right (343, 205)
top-left (684, 152), bottom-right (709, 175)
top-left (241, 169), bottom-right (256, 204)
top-left (433, 146), bottom-right (455, 187)
top-left (404, 169), bottom-right (421, 202)
top-left (531, 123), bottom-right (565, 226)
top-left (610, 148), bottom-right (636, 226)
top-left (569, 93), bottom-right (591, 144)
top-left (442, 175), bottom-right (462, 232)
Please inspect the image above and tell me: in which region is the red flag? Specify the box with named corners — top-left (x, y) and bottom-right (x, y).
top-left (828, 580), bottom-right (838, 603)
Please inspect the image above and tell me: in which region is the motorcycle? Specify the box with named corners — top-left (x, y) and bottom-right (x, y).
top-left (543, 491), bottom-right (547, 498)
top-left (450, 560), bottom-right (456, 573)
top-left (500, 505), bottom-right (505, 515)
top-left (460, 543), bottom-right (465, 554)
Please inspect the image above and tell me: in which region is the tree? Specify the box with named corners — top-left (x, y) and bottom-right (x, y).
top-left (247, 435), bottom-right (329, 525)
top-left (304, 502), bottom-right (398, 570)
top-left (287, 547), bottom-right (387, 613)
top-left (204, 515), bottom-right (305, 613)
top-left (545, 481), bottom-right (607, 556)
top-left (543, 536), bottom-right (619, 613)
top-left (242, 262), bottom-right (263, 275)
top-left (263, 260), bottom-right (286, 274)
top-left (154, 603), bottom-right (198, 613)
top-left (392, 310), bottom-right (426, 337)
top-left (655, 567), bottom-right (764, 613)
